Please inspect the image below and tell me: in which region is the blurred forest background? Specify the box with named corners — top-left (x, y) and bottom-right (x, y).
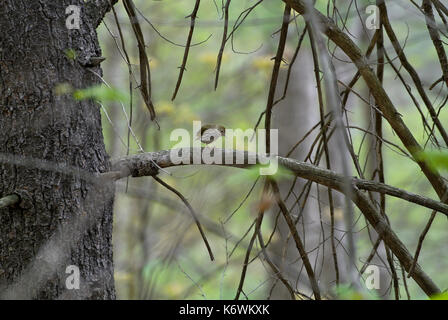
top-left (95, 0), bottom-right (448, 299)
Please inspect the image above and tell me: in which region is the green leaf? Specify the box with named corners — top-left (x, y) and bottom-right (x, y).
top-left (64, 49), bottom-right (77, 60)
top-left (430, 292), bottom-right (448, 300)
top-left (334, 284), bottom-right (368, 300)
top-left (73, 85), bottom-right (129, 103)
top-left (416, 150), bottom-right (448, 172)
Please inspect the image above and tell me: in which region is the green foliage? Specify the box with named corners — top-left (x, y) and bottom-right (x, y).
top-left (334, 284), bottom-right (378, 300)
top-left (416, 150), bottom-right (448, 172)
top-left (430, 292), bottom-right (448, 300)
top-left (334, 285), bottom-right (364, 300)
top-left (73, 85), bottom-right (129, 103)
top-left (64, 48), bottom-right (77, 60)
top-left (53, 82), bottom-right (73, 96)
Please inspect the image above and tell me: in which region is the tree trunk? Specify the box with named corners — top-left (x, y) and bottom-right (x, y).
top-left (270, 48), bottom-right (353, 299)
top-left (0, 0), bottom-right (116, 299)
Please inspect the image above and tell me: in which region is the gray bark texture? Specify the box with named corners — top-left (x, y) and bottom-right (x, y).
top-left (0, 0), bottom-right (116, 299)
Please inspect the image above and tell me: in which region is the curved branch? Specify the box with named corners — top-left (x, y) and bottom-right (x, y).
top-left (152, 175), bottom-right (214, 261)
top-left (171, 0), bottom-right (201, 101)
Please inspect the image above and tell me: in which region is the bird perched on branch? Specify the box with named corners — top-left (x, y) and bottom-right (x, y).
top-left (197, 124), bottom-right (226, 145)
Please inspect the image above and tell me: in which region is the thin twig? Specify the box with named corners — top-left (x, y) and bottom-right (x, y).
top-left (423, 0), bottom-right (448, 87)
top-left (234, 182), bottom-right (268, 300)
top-left (215, 0), bottom-right (231, 90)
top-left (265, 4), bottom-right (291, 154)
top-left (172, 0), bottom-right (201, 100)
top-left (152, 176), bottom-right (215, 261)
top-left (408, 191), bottom-right (448, 278)
top-left (123, 0), bottom-right (158, 124)
top-left (257, 227), bottom-right (296, 299)
top-left (270, 179), bottom-right (321, 300)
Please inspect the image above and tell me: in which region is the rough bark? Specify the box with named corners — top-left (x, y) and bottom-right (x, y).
top-left (0, 0), bottom-right (116, 299)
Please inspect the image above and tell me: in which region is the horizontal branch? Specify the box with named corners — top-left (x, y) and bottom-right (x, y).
top-left (109, 147), bottom-right (441, 297)
top-left (110, 148), bottom-right (448, 216)
top-left (282, 0), bottom-right (448, 202)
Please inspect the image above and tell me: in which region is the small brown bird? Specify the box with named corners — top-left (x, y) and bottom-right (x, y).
top-left (197, 124), bottom-right (226, 145)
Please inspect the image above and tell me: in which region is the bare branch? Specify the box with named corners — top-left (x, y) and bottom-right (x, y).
top-left (152, 175), bottom-right (215, 261)
top-left (110, 148), bottom-right (448, 217)
top-left (172, 0), bottom-right (201, 100)
top-left (122, 0), bottom-right (157, 124)
top-left (270, 179), bottom-right (321, 300)
top-left (423, 0), bottom-right (448, 87)
top-left (282, 0), bottom-right (448, 202)
top-left (215, 0), bottom-right (231, 90)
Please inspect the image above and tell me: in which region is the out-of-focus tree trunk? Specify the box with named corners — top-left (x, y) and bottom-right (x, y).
top-left (270, 49), bottom-right (351, 299)
top-left (358, 20), bottom-right (393, 299)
